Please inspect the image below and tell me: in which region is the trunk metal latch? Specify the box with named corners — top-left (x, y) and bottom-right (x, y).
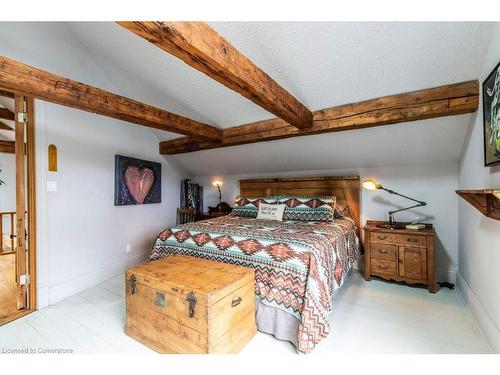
top-left (186, 292), bottom-right (197, 318)
top-left (129, 274), bottom-right (137, 295)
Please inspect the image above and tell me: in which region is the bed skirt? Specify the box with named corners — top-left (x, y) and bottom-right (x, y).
top-left (255, 298), bottom-right (300, 351)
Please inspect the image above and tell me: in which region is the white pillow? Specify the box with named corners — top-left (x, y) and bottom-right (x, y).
top-left (256, 203), bottom-right (285, 221)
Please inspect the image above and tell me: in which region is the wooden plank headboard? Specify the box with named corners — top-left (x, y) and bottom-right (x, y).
top-left (239, 176), bottom-right (361, 233)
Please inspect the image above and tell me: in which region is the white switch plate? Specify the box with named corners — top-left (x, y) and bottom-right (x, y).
top-left (47, 181), bottom-right (57, 192)
top-left (126, 244), bottom-right (132, 254)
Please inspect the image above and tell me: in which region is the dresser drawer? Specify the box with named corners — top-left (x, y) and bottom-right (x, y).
top-left (370, 232), bottom-right (426, 247)
top-left (371, 243), bottom-right (397, 260)
top-left (370, 258), bottom-right (397, 276)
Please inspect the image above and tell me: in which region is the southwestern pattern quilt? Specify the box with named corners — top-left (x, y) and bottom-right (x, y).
top-left (279, 195), bottom-right (336, 221)
top-left (149, 215), bottom-right (361, 352)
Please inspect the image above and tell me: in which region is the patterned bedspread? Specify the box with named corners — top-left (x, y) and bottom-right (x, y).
top-left (150, 215), bottom-right (361, 352)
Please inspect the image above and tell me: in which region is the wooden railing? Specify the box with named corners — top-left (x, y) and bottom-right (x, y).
top-left (1, 211), bottom-right (16, 254)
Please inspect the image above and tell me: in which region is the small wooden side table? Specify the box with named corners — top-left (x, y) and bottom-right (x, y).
top-left (363, 220), bottom-right (436, 293)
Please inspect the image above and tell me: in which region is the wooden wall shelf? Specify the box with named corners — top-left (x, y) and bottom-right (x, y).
top-left (456, 189), bottom-right (500, 220)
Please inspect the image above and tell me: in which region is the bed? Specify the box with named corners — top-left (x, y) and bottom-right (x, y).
top-left (149, 176), bottom-right (361, 353)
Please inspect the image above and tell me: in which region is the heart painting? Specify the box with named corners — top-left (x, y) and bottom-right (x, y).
top-left (124, 166), bottom-right (154, 204)
top-left (114, 155), bottom-right (161, 206)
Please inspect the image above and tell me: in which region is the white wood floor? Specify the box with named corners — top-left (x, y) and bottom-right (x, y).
top-left (0, 271), bottom-right (491, 354)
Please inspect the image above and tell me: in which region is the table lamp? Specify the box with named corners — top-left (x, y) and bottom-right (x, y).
top-left (362, 179), bottom-right (427, 229)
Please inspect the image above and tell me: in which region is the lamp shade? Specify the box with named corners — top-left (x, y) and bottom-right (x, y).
top-left (212, 179), bottom-right (223, 187)
top-left (362, 179), bottom-right (381, 191)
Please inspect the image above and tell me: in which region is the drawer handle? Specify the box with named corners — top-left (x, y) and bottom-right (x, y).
top-left (231, 297), bottom-right (242, 308)
top-left (407, 238), bottom-right (418, 243)
top-left (378, 265), bottom-right (388, 270)
top-left (377, 235), bottom-right (387, 240)
top-left (378, 249), bottom-right (388, 254)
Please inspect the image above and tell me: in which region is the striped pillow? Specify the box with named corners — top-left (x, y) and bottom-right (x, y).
top-left (231, 196), bottom-right (279, 218)
top-left (278, 195), bottom-right (336, 222)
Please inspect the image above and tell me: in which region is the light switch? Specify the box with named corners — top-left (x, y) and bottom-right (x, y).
top-left (47, 181), bottom-right (57, 192)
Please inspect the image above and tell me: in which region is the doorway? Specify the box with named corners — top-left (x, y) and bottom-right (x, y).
top-left (0, 90), bottom-right (36, 325)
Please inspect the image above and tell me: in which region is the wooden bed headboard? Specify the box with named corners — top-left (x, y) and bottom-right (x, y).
top-left (239, 176), bottom-right (361, 233)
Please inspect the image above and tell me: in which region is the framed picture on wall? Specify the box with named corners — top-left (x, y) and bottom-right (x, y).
top-left (483, 60), bottom-right (500, 166)
top-left (114, 155), bottom-right (161, 205)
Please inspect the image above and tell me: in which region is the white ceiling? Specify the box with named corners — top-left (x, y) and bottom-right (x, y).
top-left (69, 22), bottom-right (491, 130)
top-left (13, 22), bottom-right (497, 173)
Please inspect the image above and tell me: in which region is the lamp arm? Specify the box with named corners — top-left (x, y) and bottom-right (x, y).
top-left (388, 202), bottom-right (426, 215)
top-left (381, 187), bottom-right (427, 206)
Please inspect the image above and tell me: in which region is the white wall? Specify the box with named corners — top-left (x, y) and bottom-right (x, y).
top-left (191, 162), bottom-right (459, 282)
top-left (0, 153), bottom-right (15, 212)
top-left (0, 153), bottom-right (16, 237)
top-left (36, 103), bottom-right (185, 306)
top-left (0, 23), bottom-right (187, 307)
top-left (457, 23), bottom-right (500, 353)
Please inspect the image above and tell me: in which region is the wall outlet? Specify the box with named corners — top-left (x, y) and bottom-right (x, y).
top-left (126, 244), bottom-right (132, 254)
top-left (47, 181), bottom-right (57, 192)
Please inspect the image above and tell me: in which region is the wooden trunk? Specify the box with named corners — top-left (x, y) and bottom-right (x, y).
top-left (125, 255), bottom-right (256, 354)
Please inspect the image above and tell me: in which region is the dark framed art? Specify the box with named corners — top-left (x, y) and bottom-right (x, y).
top-left (114, 155), bottom-right (161, 206)
top-left (483, 60), bottom-right (500, 167)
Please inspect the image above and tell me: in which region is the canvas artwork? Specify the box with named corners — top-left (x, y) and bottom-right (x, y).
top-left (114, 155), bottom-right (161, 205)
top-left (483, 61), bottom-right (500, 166)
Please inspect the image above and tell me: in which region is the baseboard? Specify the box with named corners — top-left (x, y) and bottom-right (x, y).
top-left (45, 252), bottom-right (148, 307)
top-left (436, 268), bottom-right (456, 284)
top-left (37, 286), bottom-right (49, 309)
top-left (456, 272), bottom-right (499, 353)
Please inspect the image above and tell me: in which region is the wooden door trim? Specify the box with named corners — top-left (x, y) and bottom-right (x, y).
top-left (2, 94), bottom-right (36, 324)
top-left (26, 95), bottom-right (36, 310)
top-left (14, 94), bottom-right (27, 309)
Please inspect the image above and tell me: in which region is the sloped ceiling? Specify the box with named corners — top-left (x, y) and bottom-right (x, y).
top-left (64, 22), bottom-right (492, 175)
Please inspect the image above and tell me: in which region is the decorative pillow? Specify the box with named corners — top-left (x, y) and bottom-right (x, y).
top-left (256, 203), bottom-right (285, 221)
top-left (231, 196), bottom-right (279, 218)
top-left (334, 200), bottom-right (350, 218)
top-left (278, 195), bottom-right (336, 222)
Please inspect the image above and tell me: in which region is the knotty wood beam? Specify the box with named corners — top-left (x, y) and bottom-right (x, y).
top-left (0, 121), bottom-right (12, 130)
top-left (0, 56), bottom-right (222, 141)
top-left (0, 107), bottom-right (14, 121)
top-left (118, 21), bottom-right (313, 130)
top-left (0, 140), bottom-right (14, 153)
top-left (160, 80), bottom-right (479, 154)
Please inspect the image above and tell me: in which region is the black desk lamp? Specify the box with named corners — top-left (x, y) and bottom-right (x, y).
top-left (362, 179), bottom-right (427, 229)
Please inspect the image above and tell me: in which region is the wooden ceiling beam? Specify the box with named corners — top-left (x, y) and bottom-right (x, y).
top-left (0, 107), bottom-right (14, 121)
top-left (118, 21), bottom-right (313, 130)
top-left (0, 89), bottom-right (15, 98)
top-left (0, 121), bottom-right (13, 130)
top-left (0, 56), bottom-right (222, 141)
top-left (159, 80), bottom-right (479, 155)
top-left (0, 140), bottom-right (15, 154)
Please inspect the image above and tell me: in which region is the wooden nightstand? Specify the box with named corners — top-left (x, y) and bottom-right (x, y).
top-left (363, 220), bottom-right (436, 293)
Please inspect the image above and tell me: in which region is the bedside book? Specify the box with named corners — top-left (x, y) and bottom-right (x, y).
top-left (406, 223), bottom-right (426, 230)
